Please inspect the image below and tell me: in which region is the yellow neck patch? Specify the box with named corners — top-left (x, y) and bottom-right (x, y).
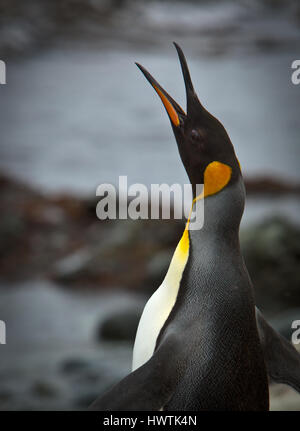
top-left (177, 227), bottom-right (189, 257)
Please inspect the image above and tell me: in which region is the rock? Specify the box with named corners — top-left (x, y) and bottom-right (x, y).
top-left (0, 390), bottom-right (13, 403)
top-left (72, 392), bottom-right (102, 409)
top-left (245, 177), bottom-right (300, 196)
top-left (60, 358), bottom-right (92, 375)
top-left (72, 372), bottom-right (100, 385)
top-left (98, 308), bottom-right (142, 343)
top-left (241, 217), bottom-right (300, 316)
top-left (53, 249), bottom-right (93, 282)
top-left (270, 383), bottom-right (300, 411)
top-left (31, 381), bottom-right (58, 398)
top-left (52, 217), bottom-right (182, 292)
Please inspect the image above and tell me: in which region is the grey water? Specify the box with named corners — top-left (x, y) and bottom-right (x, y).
top-left (1, 44), bottom-right (299, 225)
top-left (1, 47), bottom-right (299, 193)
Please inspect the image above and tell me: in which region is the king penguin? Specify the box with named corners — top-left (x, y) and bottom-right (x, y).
top-left (90, 43), bottom-right (300, 411)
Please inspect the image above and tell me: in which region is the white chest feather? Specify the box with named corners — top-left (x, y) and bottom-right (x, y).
top-left (132, 230), bottom-right (189, 371)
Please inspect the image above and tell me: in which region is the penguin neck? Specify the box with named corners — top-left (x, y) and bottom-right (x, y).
top-left (162, 177), bottom-right (246, 297)
top-left (188, 177), bottom-right (245, 250)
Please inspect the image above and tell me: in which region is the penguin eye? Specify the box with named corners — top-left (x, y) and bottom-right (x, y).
top-left (190, 129), bottom-right (200, 142)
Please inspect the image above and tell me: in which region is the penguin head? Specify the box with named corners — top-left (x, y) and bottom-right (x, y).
top-left (136, 43), bottom-right (241, 199)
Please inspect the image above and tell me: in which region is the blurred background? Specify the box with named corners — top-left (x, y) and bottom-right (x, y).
top-left (0, 0), bottom-right (300, 411)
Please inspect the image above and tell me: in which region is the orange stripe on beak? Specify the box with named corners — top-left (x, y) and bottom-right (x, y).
top-left (153, 85), bottom-right (180, 127)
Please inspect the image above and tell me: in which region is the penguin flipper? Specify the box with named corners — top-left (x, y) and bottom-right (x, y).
top-left (256, 308), bottom-right (300, 393)
top-left (88, 334), bottom-right (183, 411)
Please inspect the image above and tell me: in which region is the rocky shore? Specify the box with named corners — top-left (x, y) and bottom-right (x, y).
top-left (0, 173), bottom-right (299, 410)
top-left (1, 173), bottom-right (299, 315)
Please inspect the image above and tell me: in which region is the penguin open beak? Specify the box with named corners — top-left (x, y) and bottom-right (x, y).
top-left (173, 42), bottom-right (203, 117)
top-left (136, 43), bottom-right (202, 128)
top-left (135, 61), bottom-right (186, 127)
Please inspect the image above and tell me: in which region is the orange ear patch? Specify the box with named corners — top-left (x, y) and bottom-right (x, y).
top-left (193, 161), bottom-right (232, 203)
top-left (203, 161), bottom-right (232, 198)
top-left (184, 161), bottom-right (232, 234)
